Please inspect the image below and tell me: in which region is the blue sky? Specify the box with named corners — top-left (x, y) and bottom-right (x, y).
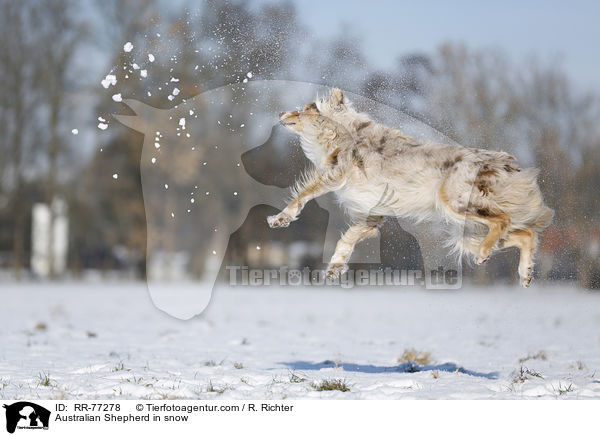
top-left (289, 0), bottom-right (600, 92)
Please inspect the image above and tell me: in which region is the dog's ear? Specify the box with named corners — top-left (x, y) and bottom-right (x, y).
top-left (329, 88), bottom-right (345, 107)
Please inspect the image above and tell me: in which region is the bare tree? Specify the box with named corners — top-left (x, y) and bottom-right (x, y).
top-left (0, 0), bottom-right (42, 278)
top-left (32, 0), bottom-right (85, 278)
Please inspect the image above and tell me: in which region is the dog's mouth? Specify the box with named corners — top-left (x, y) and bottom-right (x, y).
top-left (279, 111), bottom-right (299, 126)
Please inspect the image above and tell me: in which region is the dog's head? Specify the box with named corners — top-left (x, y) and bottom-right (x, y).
top-left (279, 88), bottom-right (352, 164)
top-left (279, 88), bottom-right (348, 132)
top-left (279, 101), bottom-right (321, 133)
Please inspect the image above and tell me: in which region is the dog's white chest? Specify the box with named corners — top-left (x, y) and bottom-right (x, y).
top-left (335, 170), bottom-right (440, 219)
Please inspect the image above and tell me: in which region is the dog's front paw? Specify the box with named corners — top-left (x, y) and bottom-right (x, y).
top-left (267, 212), bottom-right (293, 228)
top-left (326, 263), bottom-right (347, 280)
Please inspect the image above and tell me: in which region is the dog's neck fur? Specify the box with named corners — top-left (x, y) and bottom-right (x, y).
top-left (299, 121), bottom-right (353, 167)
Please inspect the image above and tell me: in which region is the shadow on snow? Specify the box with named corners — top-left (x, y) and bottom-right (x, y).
top-left (280, 360), bottom-right (499, 379)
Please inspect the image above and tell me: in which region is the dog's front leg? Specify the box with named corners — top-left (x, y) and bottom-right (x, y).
top-left (267, 169), bottom-right (344, 228)
top-left (326, 216), bottom-right (384, 279)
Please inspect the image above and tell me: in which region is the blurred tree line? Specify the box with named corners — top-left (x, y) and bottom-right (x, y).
top-left (0, 0), bottom-right (598, 287)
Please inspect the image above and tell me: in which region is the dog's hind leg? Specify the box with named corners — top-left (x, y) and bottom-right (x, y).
top-left (499, 229), bottom-right (536, 287)
top-left (438, 182), bottom-right (510, 264)
top-left (474, 212), bottom-right (510, 264)
top-left (326, 216), bottom-right (384, 279)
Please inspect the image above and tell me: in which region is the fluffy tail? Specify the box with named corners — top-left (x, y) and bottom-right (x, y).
top-left (492, 168), bottom-right (553, 233)
top-left (531, 206), bottom-right (554, 232)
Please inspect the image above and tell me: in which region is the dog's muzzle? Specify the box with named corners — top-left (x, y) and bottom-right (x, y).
top-left (279, 111), bottom-right (297, 126)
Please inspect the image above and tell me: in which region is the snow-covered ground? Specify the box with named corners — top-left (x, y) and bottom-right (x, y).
top-left (1, 282), bottom-right (600, 399)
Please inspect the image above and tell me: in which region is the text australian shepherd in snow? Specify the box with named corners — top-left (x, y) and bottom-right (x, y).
top-left (268, 88), bottom-right (553, 287)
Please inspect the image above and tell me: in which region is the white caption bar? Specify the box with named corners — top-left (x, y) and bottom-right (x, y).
top-left (0, 400), bottom-right (595, 436)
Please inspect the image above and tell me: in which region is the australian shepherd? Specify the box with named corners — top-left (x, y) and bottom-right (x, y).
top-left (268, 88), bottom-right (553, 287)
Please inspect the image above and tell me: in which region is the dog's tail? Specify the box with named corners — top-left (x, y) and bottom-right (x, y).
top-left (530, 205), bottom-right (554, 232)
top-left (491, 168), bottom-right (554, 233)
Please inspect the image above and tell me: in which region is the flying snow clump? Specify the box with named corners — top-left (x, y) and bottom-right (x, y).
top-left (112, 93), bottom-right (122, 102)
top-left (123, 42), bottom-right (133, 52)
top-left (101, 74), bottom-right (117, 89)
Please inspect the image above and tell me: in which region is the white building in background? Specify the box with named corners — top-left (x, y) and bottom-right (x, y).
top-left (31, 198), bottom-right (69, 277)
top-left (147, 251), bottom-right (190, 281)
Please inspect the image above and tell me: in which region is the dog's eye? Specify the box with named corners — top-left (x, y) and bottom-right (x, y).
top-left (304, 102), bottom-right (319, 112)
